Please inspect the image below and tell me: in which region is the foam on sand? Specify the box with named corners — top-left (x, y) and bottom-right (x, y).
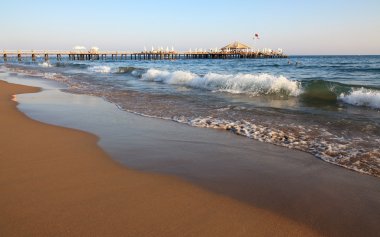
top-left (170, 115), bottom-right (380, 177)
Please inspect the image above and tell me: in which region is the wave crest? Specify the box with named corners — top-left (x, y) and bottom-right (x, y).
top-left (141, 69), bottom-right (301, 96)
top-left (88, 66), bottom-right (111, 73)
top-left (340, 88), bottom-right (380, 109)
top-left (38, 62), bottom-right (52, 68)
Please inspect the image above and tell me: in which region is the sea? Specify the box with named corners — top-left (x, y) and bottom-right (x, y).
top-left (1, 55), bottom-right (379, 177)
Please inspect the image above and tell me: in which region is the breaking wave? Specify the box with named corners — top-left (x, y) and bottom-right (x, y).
top-left (300, 80), bottom-right (350, 104)
top-left (88, 65), bottom-right (111, 73)
top-left (340, 88), bottom-right (380, 109)
top-left (116, 66), bottom-right (146, 77)
top-left (139, 69), bottom-right (380, 109)
top-left (38, 62), bottom-right (52, 68)
top-left (117, 66), bottom-right (139, 74)
top-left (141, 69), bottom-right (301, 96)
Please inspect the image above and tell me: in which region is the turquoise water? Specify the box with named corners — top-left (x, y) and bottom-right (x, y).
top-left (1, 55), bottom-right (379, 176)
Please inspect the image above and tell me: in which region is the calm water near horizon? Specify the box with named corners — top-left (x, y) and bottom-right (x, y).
top-left (1, 55), bottom-right (379, 177)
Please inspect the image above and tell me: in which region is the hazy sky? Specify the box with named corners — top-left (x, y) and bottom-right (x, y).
top-left (1, 0), bottom-right (379, 55)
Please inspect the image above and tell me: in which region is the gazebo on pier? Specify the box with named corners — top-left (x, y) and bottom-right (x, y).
top-left (221, 41), bottom-right (251, 53)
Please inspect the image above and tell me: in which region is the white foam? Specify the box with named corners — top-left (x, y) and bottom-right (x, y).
top-left (170, 115), bottom-right (380, 177)
top-left (340, 88), bottom-right (380, 109)
top-left (141, 69), bottom-right (301, 96)
top-left (38, 62), bottom-right (52, 68)
top-left (88, 66), bottom-right (111, 73)
top-left (43, 72), bottom-right (58, 79)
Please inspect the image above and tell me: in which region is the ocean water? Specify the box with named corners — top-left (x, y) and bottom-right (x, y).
top-left (1, 55), bottom-right (379, 177)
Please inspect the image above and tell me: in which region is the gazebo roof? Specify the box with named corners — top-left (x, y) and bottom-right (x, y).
top-left (221, 41), bottom-right (251, 50)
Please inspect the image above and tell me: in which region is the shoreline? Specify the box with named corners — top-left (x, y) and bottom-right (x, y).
top-left (2, 62), bottom-right (379, 178)
top-left (0, 80), bottom-right (319, 236)
top-left (1, 77), bottom-right (380, 236)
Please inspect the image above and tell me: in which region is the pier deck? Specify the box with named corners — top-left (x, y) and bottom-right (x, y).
top-left (1, 50), bottom-right (287, 61)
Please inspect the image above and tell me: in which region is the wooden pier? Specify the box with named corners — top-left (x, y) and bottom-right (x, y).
top-left (1, 50), bottom-right (287, 62)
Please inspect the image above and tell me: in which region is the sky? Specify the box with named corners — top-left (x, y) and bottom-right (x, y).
top-left (0, 0), bottom-right (379, 55)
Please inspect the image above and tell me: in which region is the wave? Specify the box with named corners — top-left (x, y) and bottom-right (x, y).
top-left (139, 69), bottom-right (380, 109)
top-left (141, 69), bottom-right (301, 96)
top-left (55, 62), bottom-right (89, 69)
top-left (340, 88), bottom-right (380, 109)
top-left (116, 66), bottom-right (145, 77)
top-left (38, 62), bottom-right (52, 68)
top-left (300, 80), bottom-right (351, 103)
top-left (299, 80), bottom-right (380, 109)
top-left (88, 65), bottom-right (144, 74)
top-left (88, 65), bottom-right (111, 73)
top-left (12, 61), bottom-right (380, 110)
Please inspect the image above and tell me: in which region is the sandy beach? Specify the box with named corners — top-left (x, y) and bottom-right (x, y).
top-left (2, 1), bottom-right (379, 236)
top-left (3, 72), bottom-right (377, 237)
top-left (0, 80), bottom-right (320, 236)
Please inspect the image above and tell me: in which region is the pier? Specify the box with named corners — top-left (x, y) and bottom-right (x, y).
top-left (1, 50), bottom-right (287, 62)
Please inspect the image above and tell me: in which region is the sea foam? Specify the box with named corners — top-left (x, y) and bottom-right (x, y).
top-left (141, 69), bottom-right (301, 96)
top-left (88, 65), bottom-right (111, 73)
top-left (38, 62), bottom-right (52, 68)
top-left (340, 88), bottom-right (380, 109)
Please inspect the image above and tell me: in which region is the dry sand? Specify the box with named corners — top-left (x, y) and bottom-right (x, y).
top-left (0, 80), bottom-right (319, 236)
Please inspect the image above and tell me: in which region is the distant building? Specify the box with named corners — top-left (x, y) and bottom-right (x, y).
top-left (221, 41), bottom-right (251, 53)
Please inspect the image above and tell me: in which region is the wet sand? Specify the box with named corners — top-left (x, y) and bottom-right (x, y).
top-left (10, 78), bottom-right (380, 237)
top-left (0, 81), bottom-right (319, 236)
